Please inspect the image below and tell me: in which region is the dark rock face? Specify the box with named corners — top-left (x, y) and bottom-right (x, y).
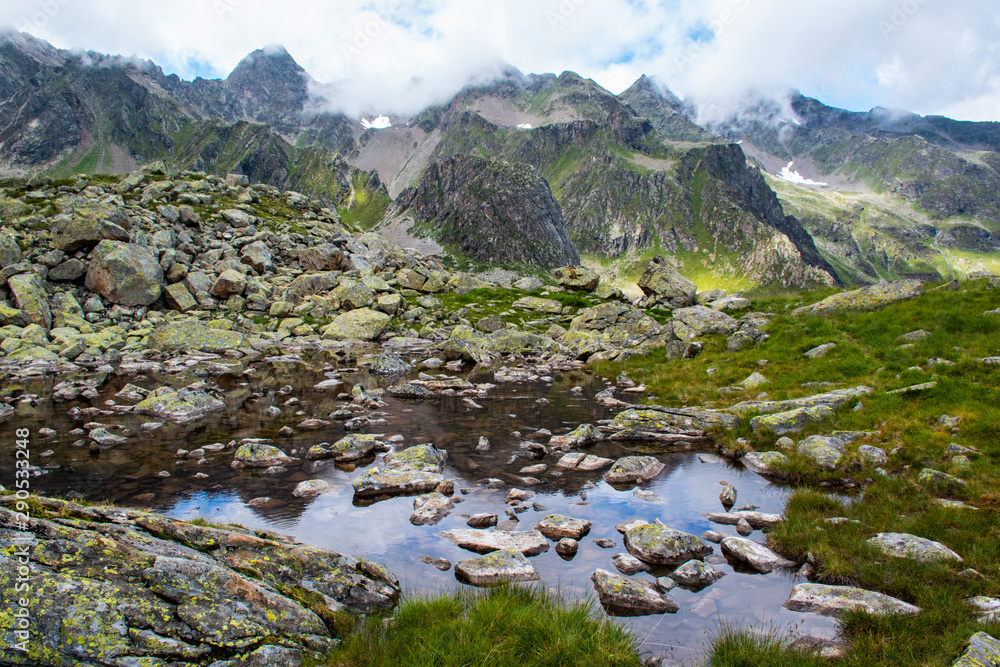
top-left (0, 496), bottom-right (400, 666)
top-left (394, 154), bottom-right (580, 268)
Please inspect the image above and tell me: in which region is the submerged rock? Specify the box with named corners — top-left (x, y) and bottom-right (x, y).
top-left (454, 548), bottom-right (539, 586)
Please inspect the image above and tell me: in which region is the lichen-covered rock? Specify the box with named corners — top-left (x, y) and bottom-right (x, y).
top-left (368, 352), bottom-right (411, 376)
top-left (867, 533), bottom-right (963, 563)
top-left (784, 583), bottom-right (921, 617)
top-left (240, 240), bottom-right (274, 274)
top-left (410, 493), bottom-right (455, 526)
top-left (0, 231), bottom-right (22, 267)
top-left (611, 406), bottom-right (739, 432)
top-left (624, 524), bottom-right (712, 565)
top-left (85, 240), bottom-right (164, 307)
top-left (604, 456), bottom-right (666, 485)
top-left (164, 282), bottom-right (198, 313)
top-left (591, 568), bottom-right (678, 616)
top-left (728, 386), bottom-right (872, 418)
top-left (721, 536), bottom-right (796, 573)
top-left (210, 269), bottom-right (248, 299)
top-left (49, 198), bottom-right (131, 252)
top-left (0, 496), bottom-right (399, 666)
top-left (455, 548), bottom-right (539, 586)
top-left (513, 296), bottom-right (564, 314)
top-left (232, 441), bottom-right (294, 468)
top-left (796, 435), bottom-right (846, 470)
top-left (384, 444), bottom-right (447, 473)
top-left (7, 272), bottom-right (51, 329)
top-left (146, 321), bottom-right (248, 353)
top-left (352, 468), bottom-right (447, 499)
top-left (436, 529), bottom-right (549, 556)
top-left (669, 559), bottom-right (726, 588)
top-left (858, 445), bottom-right (888, 466)
top-left (298, 244), bottom-right (346, 271)
top-left (548, 423), bottom-right (604, 450)
top-left (535, 515), bottom-right (593, 540)
top-left (672, 306), bottom-right (739, 340)
top-left (704, 511), bottom-right (785, 530)
top-left (793, 279), bottom-right (924, 316)
top-left (952, 633), bottom-right (1000, 667)
top-left (333, 279), bottom-right (375, 311)
top-left (554, 265), bottom-right (600, 292)
top-left (569, 302), bottom-right (663, 342)
top-left (315, 434), bottom-right (383, 462)
top-left (483, 329), bottom-right (555, 354)
top-left (322, 308), bottom-right (390, 341)
top-left (750, 406), bottom-right (835, 435)
top-left (135, 387), bottom-right (225, 424)
top-left (918, 468), bottom-right (968, 491)
top-left (638, 255), bottom-right (697, 309)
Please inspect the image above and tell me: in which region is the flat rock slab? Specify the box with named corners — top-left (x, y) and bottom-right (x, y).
top-left (953, 633), bottom-right (1000, 667)
top-left (750, 406), bottom-right (835, 435)
top-left (721, 536), bottom-right (796, 573)
top-left (352, 468), bottom-right (448, 498)
top-left (784, 583), bottom-right (921, 617)
top-left (625, 524), bottom-right (712, 565)
top-left (146, 321), bottom-right (248, 353)
top-left (454, 548), bottom-right (540, 586)
top-left (135, 387), bottom-right (225, 424)
top-left (867, 533), bottom-right (963, 563)
top-left (591, 569), bottom-right (678, 616)
top-left (384, 443), bottom-right (447, 473)
top-left (704, 511), bottom-right (785, 529)
top-left (535, 514), bottom-right (593, 540)
top-left (436, 529), bottom-right (550, 556)
top-left (604, 456), bottom-right (665, 485)
top-left (792, 279), bottom-right (924, 317)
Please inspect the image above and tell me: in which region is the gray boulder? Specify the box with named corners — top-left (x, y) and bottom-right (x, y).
top-left (784, 583), bottom-right (921, 617)
top-left (637, 255), bottom-right (697, 309)
top-left (7, 272), bottom-right (51, 329)
top-left (721, 536), bottom-right (796, 573)
top-left (867, 533), bottom-right (963, 563)
top-left (591, 569), bottom-right (678, 616)
top-left (85, 240), bottom-right (164, 306)
top-left (624, 524), bottom-right (712, 565)
top-left (455, 549), bottom-right (539, 586)
top-left (672, 306), bottom-right (739, 341)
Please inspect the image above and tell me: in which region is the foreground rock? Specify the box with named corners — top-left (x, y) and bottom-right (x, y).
top-left (146, 321), bottom-right (248, 353)
top-left (85, 240), bottom-right (164, 306)
top-left (135, 386), bottom-right (226, 424)
top-left (603, 456), bottom-right (666, 485)
top-left (867, 533), bottom-right (963, 563)
top-left (952, 633), bottom-right (1000, 667)
top-left (784, 583), bottom-right (921, 617)
top-left (591, 569), bottom-right (679, 616)
top-left (352, 468), bottom-right (448, 499)
top-left (535, 514), bottom-right (593, 540)
top-left (436, 529), bottom-right (549, 556)
top-left (454, 549), bottom-right (539, 586)
top-left (721, 537), bottom-right (796, 573)
top-left (0, 496), bottom-right (399, 666)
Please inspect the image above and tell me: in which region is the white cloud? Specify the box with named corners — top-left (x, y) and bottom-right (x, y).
top-left (1, 0), bottom-right (998, 121)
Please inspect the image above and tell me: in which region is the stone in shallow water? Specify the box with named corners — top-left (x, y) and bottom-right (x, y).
top-left (721, 536), bottom-right (796, 573)
top-left (603, 456), bottom-right (665, 485)
top-left (467, 513), bottom-right (498, 528)
top-left (555, 538), bottom-right (578, 557)
top-left (454, 548), bottom-right (539, 586)
top-left (436, 529), bottom-right (549, 556)
top-left (867, 533), bottom-right (963, 563)
top-left (232, 442), bottom-right (295, 469)
top-left (670, 559), bottom-right (726, 588)
top-left (325, 434), bottom-right (383, 462)
top-left (352, 468), bottom-right (447, 499)
top-left (704, 511), bottom-right (784, 530)
top-left (384, 443), bottom-right (447, 473)
top-left (624, 524), bottom-right (712, 565)
top-left (784, 583), bottom-right (921, 617)
top-left (612, 553), bottom-right (650, 575)
top-left (369, 352), bottom-right (412, 376)
top-left (535, 514), bottom-right (593, 540)
top-left (134, 387), bottom-right (225, 424)
top-left (591, 569), bottom-right (678, 616)
top-left (292, 479), bottom-right (331, 498)
top-left (741, 451), bottom-right (788, 476)
top-left (410, 493), bottom-right (454, 526)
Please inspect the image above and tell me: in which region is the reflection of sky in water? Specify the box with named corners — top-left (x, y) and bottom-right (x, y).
top-left (165, 453), bottom-right (838, 663)
top-left (1, 364), bottom-right (840, 663)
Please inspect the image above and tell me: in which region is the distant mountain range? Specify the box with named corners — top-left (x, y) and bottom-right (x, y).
top-left (1, 30), bottom-right (997, 287)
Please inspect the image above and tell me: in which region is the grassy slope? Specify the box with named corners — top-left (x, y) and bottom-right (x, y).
top-left (591, 280), bottom-right (1000, 666)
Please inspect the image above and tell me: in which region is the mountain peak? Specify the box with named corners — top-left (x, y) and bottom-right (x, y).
top-left (228, 45), bottom-right (304, 82)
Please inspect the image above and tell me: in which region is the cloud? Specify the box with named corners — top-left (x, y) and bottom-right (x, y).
top-left (2, 0), bottom-right (999, 121)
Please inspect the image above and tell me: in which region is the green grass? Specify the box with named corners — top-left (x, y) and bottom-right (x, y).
top-left (324, 585), bottom-right (642, 667)
top-left (593, 280), bottom-right (1000, 665)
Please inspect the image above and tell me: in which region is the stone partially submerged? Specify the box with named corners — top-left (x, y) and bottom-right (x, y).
top-left (624, 524), bottom-right (712, 565)
top-left (721, 536), bottom-right (796, 573)
top-left (591, 569), bottom-right (679, 616)
top-left (135, 386), bottom-right (225, 424)
top-left (352, 468), bottom-right (448, 499)
top-left (454, 548), bottom-right (539, 586)
top-left (784, 583), bottom-right (921, 617)
top-left (436, 529), bottom-right (549, 556)
top-left (603, 456), bottom-right (666, 485)
top-left (535, 515), bottom-right (593, 540)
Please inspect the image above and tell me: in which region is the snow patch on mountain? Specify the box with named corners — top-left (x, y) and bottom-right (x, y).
top-left (778, 161), bottom-right (827, 187)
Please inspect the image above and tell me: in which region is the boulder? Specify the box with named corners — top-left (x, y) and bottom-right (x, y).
top-left (85, 241), bottom-right (164, 307)
top-left (135, 387), bottom-right (225, 424)
top-left (794, 280), bottom-right (925, 316)
top-left (0, 231), bottom-right (22, 267)
top-left (455, 548), bottom-right (540, 586)
top-left (784, 583), bottom-right (921, 617)
top-left (672, 306), bottom-right (739, 341)
top-left (721, 537), bottom-right (796, 573)
top-left (704, 511), bottom-right (785, 530)
top-left (796, 435), bottom-right (846, 470)
top-left (321, 434), bottom-right (383, 462)
top-left (553, 265), bottom-right (600, 292)
top-left (210, 269), bottom-right (248, 299)
top-left (164, 282), bottom-right (198, 313)
top-left (49, 199), bottom-right (130, 252)
top-left (369, 352), bottom-right (412, 376)
top-left (591, 569), bottom-right (678, 616)
top-left (867, 533), bottom-right (963, 563)
top-left (292, 480), bottom-right (331, 498)
top-left (513, 296), bottom-right (563, 314)
top-left (322, 308), bottom-right (390, 341)
top-left (147, 321), bottom-right (247, 353)
top-left (570, 302), bottom-right (663, 342)
top-left (352, 468), bottom-right (448, 499)
top-left (240, 240), bottom-right (274, 273)
top-left (918, 468), bottom-right (967, 491)
top-left (624, 524), bottom-right (712, 565)
top-left (298, 244), bottom-right (346, 271)
top-left (232, 442), bottom-right (295, 468)
top-left (604, 456), bottom-right (666, 485)
top-left (952, 633), bottom-right (1000, 667)
top-left (637, 255), bottom-right (697, 309)
top-left (384, 444), bottom-right (447, 473)
top-left (535, 515), bottom-right (593, 540)
top-left (410, 493), bottom-right (455, 526)
top-left (669, 559), bottom-right (726, 588)
top-left (750, 406), bottom-right (835, 435)
top-left (7, 272), bottom-right (51, 329)
top-left (48, 259), bottom-right (86, 282)
top-left (333, 279), bottom-right (375, 310)
top-left (436, 529), bottom-right (549, 556)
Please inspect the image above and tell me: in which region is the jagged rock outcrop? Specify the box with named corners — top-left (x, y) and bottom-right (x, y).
top-left (392, 154), bottom-right (580, 268)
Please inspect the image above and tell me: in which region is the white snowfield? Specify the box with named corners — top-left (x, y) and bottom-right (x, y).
top-left (517, 123), bottom-right (533, 129)
top-left (361, 115), bottom-right (392, 130)
top-left (778, 161), bottom-right (828, 187)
